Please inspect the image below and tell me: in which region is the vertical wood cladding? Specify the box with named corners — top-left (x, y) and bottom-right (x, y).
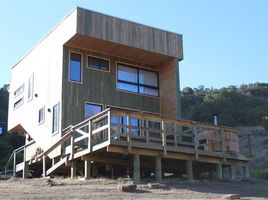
top-left (62, 47), bottom-right (160, 128)
top-left (76, 7), bottom-right (183, 60)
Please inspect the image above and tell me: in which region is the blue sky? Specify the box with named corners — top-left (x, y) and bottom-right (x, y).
top-left (0, 0), bottom-right (267, 89)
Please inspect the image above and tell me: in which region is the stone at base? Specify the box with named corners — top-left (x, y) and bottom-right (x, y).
top-left (117, 183), bottom-right (137, 192)
top-left (223, 194), bottom-right (240, 199)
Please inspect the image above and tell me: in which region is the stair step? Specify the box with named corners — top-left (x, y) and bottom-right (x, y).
top-left (46, 156), bottom-right (68, 175)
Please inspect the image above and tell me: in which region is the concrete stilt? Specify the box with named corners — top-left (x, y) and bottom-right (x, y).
top-left (186, 160), bottom-right (193, 181)
top-left (23, 161), bottom-right (29, 179)
top-left (42, 155), bottom-right (46, 178)
top-left (133, 154), bottom-right (140, 183)
top-left (229, 166), bottom-right (235, 180)
top-left (155, 157), bottom-right (162, 182)
top-left (71, 160), bottom-right (77, 179)
top-left (84, 160), bottom-right (91, 179)
top-left (216, 163), bottom-right (223, 179)
top-left (243, 165), bottom-right (250, 179)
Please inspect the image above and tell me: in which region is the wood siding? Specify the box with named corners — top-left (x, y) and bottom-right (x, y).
top-left (62, 47), bottom-right (160, 128)
top-left (76, 7), bottom-right (183, 60)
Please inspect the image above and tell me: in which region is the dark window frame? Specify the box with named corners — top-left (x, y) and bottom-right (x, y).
top-left (69, 52), bottom-right (82, 83)
top-left (87, 55), bottom-right (110, 72)
top-left (117, 63), bottom-right (159, 97)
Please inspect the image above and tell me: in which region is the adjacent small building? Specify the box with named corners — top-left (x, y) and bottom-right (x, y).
top-left (7, 7), bottom-right (251, 181)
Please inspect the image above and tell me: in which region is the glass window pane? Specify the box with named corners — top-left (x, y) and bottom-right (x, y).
top-left (28, 74), bottom-right (34, 100)
top-left (139, 86), bottom-right (159, 96)
top-left (85, 103), bottom-right (102, 118)
top-left (118, 65), bottom-right (137, 83)
top-left (117, 82), bottom-right (138, 93)
top-left (52, 104), bottom-right (59, 133)
top-left (88, 57), bottom-right (99, 69)
top-left (39, 108), bottom-right (45, 123)
top-left (70, 53), bottom-right (81, 82)
top-left (139, 69), bottom-right (158, 87)
top-left (99, 59), bottom-right (109, 70)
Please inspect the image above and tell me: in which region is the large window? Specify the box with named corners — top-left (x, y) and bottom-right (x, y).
top-left (69, 52), bottom-right (82, 82)
top-left (38, 107), bottom-right (45, 124)
top-left (14, 98), bottom-right (24, 109)
top-left (88, 56), bottom-right (109, 71)
top-left (117, 64), bottom-right (159, 96)
top-left (28, 73), bottom-right (34, 101)
top-left (52, 103), bottom-right (59, 134)
top-left (85, 103), bottom-right (103, 119)
top-left (14, 84), bottom-right (24, 97)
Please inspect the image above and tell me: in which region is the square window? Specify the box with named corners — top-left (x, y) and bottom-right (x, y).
top-left (88, 56), bottom-right (109, 71)
top-left (85, 103), bottom-right (103, 119)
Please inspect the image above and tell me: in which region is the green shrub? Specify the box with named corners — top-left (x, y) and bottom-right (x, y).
top-left (250, 168), bottom-right (268, 179)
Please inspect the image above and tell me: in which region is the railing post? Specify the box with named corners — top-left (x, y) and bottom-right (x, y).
top-left (248, 134), bottom-right (252, 156)
top-left (220, 128), bottom-right (226, 163)
top-left (174, 124), bottom-right (178, 147)
top-left (88, 120), bottom-right (92, 152)
top-left (70, 132), bottom-right (74, 159)
top-left (127, 115), bottom-right (132, 152)
top-left (145, 119), bottom-right (149, 143)
top-left (107, 110), bottom-right (111, 144)
top-left (161, 121), bottom-right (167, 155)
top-left (194, 126), bottom-right (199, 160)
top-left (13, 150), bottom-right (16, 177)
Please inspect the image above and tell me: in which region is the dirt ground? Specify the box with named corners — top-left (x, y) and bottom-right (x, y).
top-left (0, 177), bottom-right (267, 200)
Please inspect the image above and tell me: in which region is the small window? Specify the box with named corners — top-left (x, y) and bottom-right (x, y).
top-left (52, 103), bottom-right (60, 134)
top-left (38, 107), bottom-right (45, 124)
top-left (28, 73), bottom-right (34, 101)
top-left (85, 103), bottom-right (103, 119)
top-left (14, 98), bottom-right (24, 109)
top-left (69, 52), bottom-right (82, 82)
top-left (88, 56), bottom-right (109, 71)
top-left (14, 84), bottom-right (24, 97)
top-left (117, 64), bottom-right (159, 96)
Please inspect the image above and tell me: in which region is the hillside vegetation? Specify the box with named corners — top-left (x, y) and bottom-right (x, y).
top-left (181, 82), bottom-right (268, 128)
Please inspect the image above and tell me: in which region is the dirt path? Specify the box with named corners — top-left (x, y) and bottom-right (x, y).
top-left (0, 178), bottom-right (267, 200)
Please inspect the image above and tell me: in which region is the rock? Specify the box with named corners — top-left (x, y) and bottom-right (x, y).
top-left (47, 179), bottom-right (56, 187)
top-left (223, 194), bottom-right (240, 199)
top-left (147, 183), bottom-right (169, 189)
top-left (117, 183), bottom-right (137, 192)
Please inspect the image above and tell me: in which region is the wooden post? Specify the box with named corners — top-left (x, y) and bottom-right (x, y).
top-left (107, 110), bottom-right (111, 143)
top-left (71, 160), bottom-right (77, 179)
top-left (243, 165), bottom-right (250, 179)
top-left (216, 163), bottom-right (223, 179)
top-left (133, 154), bottom-right (140, 183)
top-left (84, 160), bottom-right (91, 179)
top-left (248, 134), bottom-right (252, 156)
top-left (42, 155), bottom-right (46, 178)
top-left (220, 128), bottom-right (226, 163)
top-left (145, 120), bottom-right (149, 143)
top-left (186, 160), bottom-right (193, 181)
top-left (155, 157), bottom-right (162, 182)
top-left (13, 151), bottom-right (16, 177)
top-left (229, 165), bottom-right (235, 180)
top-left (127, 115), bottom-right (132, 152)
top-left (174, 124), bottom-right (178, 147)
top-left (88, 120), bottom-right (92, 152)
top-left (194, 126), bottom-right (198, 160)
top-left (161, 121), bottom-right (167, 155)
top-left (70, 134), bottom-right (74, 159)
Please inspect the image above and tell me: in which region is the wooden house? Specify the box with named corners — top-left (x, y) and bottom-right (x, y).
top-left (7, 7), bottom-right (251, 182)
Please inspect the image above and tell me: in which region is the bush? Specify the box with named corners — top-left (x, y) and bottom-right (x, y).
top-left (250, 168), bottom-right (268, 179)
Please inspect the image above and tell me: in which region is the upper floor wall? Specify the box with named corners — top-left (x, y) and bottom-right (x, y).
top-left (76, 7), bottom-right (183, 60)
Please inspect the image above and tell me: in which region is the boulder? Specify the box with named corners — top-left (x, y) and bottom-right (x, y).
top-left (117, 183), bottom-right (137, 192)
top-left (223, 194), bottom-right (240, 199)
top-left (147, 183), bottom-right (169, 189)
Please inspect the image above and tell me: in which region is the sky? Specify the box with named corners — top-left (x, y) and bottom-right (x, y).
top-left (0, 0), bottom-right (267, 89)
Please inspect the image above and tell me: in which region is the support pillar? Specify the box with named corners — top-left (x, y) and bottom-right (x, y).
top-left (155, 157), bottom-right (162, 182)
top-left (13, 151), bottom-right (16, 177)
top-left (229, 166), bottom-right (235, 180)
top-left (133, 154), bottom-right (140, 183)
top-left (84, 160), bottom-right (91, 179)
top-left (216, 163), bottom-right (223, 179)
top-left (243, 165), bottom-right (250, 179)
top-left (92, 164), bottom-right (98, 177)
top-left (42, 155), bottom-right (46, 178)
top-left (23, 162), bottom-right (29, 179)
top-left (71, 160), bottom-right (77, 179)
top-left (186, 160), bottom-right (193, 181)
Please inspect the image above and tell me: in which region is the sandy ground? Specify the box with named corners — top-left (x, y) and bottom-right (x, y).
top-left (0, 178), bottom-right (268, 200)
